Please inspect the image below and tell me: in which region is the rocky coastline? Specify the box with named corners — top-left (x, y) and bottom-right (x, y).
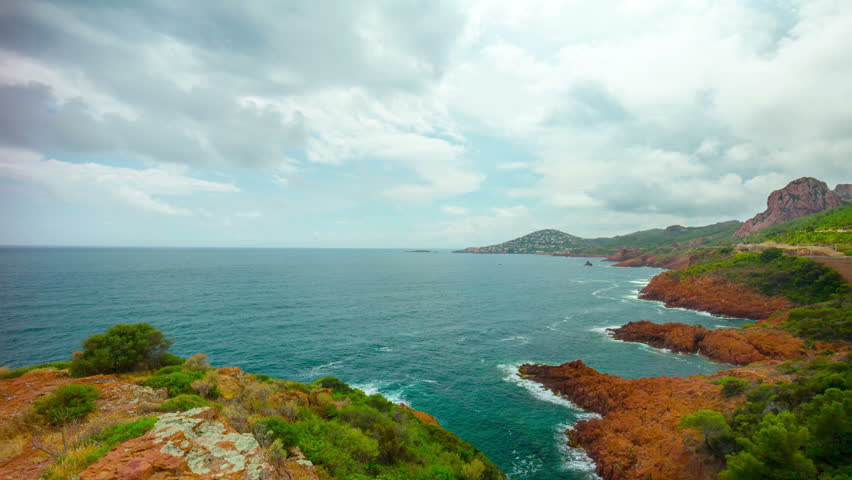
top-left (637, 271), bottom-right (793, 320)
top-left (517, 360), bottom-right (786, 480)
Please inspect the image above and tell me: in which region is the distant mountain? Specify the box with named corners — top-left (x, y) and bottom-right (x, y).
top-left (734, 177), bottom-right (845, 238)
top-left (588, 221), bottom-right (741, 250)
top-left (455, 222), bottom-right (741, 255)
top-left (835, 184), bottom-right (852, 202)
top-left (454, 229), bottom-right (589, 253)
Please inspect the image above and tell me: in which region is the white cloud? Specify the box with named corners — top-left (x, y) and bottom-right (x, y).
top-left (0, 148), bottom-right (237, 216)
top-left (441, 205), bottom-right (469, 215)
top-left (496, 162), bottom-right (530, 170)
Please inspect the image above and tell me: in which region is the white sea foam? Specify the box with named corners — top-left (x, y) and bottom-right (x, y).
top-left (508, 451), bottom-right (543, 478)
top-left (628, 279), bottom-right (650, 285)
top-left (588, 325), bottom-right (620, 335)
top-left (306, 358), bottom-right (346, 376)
top-left (497, 363), bottom-right (602, 418)
top-left (350, 380), bottom-right (410, 406)
top-left (376, 346), bottom-right (394, 352)
top-left (497, 335), bottom-right (531, 345)
top-left (555, 422), bottom-right (602, 478)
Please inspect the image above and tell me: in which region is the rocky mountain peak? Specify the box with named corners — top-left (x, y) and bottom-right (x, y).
top-left (834, 183), bottom-right (852, 202)
top-left (734, 177), bottom-right (844, 238)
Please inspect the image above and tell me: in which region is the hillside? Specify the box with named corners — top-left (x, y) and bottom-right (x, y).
top-left (456, 221), bottom-right (740, 256)
top-left (454, 228), bottom-right (590, 253)
top-left (0, 325), bottom-right (507, 480)
top-left (743, 203), bottom-right (852, 255)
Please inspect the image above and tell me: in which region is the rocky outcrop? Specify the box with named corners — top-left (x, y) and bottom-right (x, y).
top-left (79, 407), bottom-right (311, 480)
top-left (639, 272), bottom-right (793, 320)
top-left (735, 177), bottom-right (844, 238)
top-left (610, 321), bottom-right (805, 365)
top-left (399, 404), bottom-right (441, 426)
top-left (518, 361), bottom-right (766, 480)
top-left (834, 184), bottom-right (852, 202)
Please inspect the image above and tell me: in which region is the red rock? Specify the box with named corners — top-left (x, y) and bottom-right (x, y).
top-left (519, 361), bottom-right (785, 480)
top-left (399, 404), bottom-right (441, 426)
top-left (834, 184), bottom-right (852, 202)
top-left (79, 406), bottom-right (304, 480)
top-left (734, 177), bottom-right (844, 238)
top-left (639, 271), bottom-right (793, 320)
top-left (610, 321), bottom-right (805, 365)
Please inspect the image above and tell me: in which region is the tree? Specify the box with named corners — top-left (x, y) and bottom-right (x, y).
top-left (680, 409), bottom-right (736, 456)
top-left (721, 411), bottom-right (816, 480)
top-left (70, 323), bottom-right (174, 377)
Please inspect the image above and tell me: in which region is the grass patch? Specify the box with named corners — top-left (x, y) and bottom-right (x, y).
top-left (0, 362), bottom-right (72, 380)
top-left (41, 416), bottom-right (157, 480)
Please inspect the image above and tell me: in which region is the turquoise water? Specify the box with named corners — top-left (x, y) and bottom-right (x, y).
top-left (0, 248), bottom-right (748, 479)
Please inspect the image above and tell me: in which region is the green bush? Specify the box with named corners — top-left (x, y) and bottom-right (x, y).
top-left (70, 323), bottom-right (174, 377)
top-left (34, 384), bottom-right (100, 424)
top-left (41, 416), bottom-right (157, 480)
top-left (255, 417), bottom-right (301, 449)
top-left (680, 410), bottom-right (736, 456)
top-left (155, 365), bottom-right (183, 376)
top-left (711, 377), bottom-right (749, 397)
top-left (0, 361), bottom-right (72, 379)
top-left (311, 376), bottom-right (353, 394)
top-left (781, 295), bottom-right (852, 342)
top-left (140, 371), bottom-right (203, 397)
top-left (160, 394), bottom-right (214, 412)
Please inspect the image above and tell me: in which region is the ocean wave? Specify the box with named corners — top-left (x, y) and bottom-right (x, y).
top-left (508, 451), bottom-right (543, 478)
top-left (497, 335), bottom-right (531, 345)
top-left (555, 422), bottom-right (602, 478)
top-left (350, 380), bottom-right (410, 405)
top-left (306, 358), bottom-right (347, 377)
top-left (376, 346), bottom-right (394, 352)
top-left (628, 279), bottom-right (650, 285)
top-left (497, 363), bottom-right (602, 419)
top-left (588, 325), bottom-right (620, 335)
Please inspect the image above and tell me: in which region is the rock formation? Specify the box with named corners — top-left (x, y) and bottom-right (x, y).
top-left (734, 177), bottom-right (844, 238)
top-left (834, 184), bottom-right (852, 202)
top-left (518, 361), bottom-right (779, 480)
top-left (609, 321), bottom-right (805, 365)
top-left (639, 271), bottom-right (793, 320)
top-left (79, 407), bottom-right (312, 480)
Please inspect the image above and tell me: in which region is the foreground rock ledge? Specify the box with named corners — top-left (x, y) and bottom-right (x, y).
top-left (518, 360), bottom-right (785, 480)
top-left (80, 406), bottom-right (318, 480)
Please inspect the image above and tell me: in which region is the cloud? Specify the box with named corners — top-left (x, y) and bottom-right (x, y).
top-left (1, 0), bottom-right (851, 246)
top-left (441, 205), bottom-right (469, 215)
top-left (0, 148), bottom-right (237, 215)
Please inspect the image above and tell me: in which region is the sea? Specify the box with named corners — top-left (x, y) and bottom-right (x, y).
top-left (0, 248), bottom-right (749, 479)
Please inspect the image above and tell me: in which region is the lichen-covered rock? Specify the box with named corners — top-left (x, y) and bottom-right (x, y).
top-left (735, 177), bottom-right (844, 238)
top-left (79, 407), bottom-right (295, 480)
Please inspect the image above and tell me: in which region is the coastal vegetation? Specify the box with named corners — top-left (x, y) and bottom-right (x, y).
top-left (0, 324), bottom-right (508, 480)
top-left (69, 323), bottom-right (180, 377)
top-left (671, 248), bottom-right (847, 306)
top-left (682, 355), bottom-right (851, 480)
top-left (744, 204), bottom-right (852, 255)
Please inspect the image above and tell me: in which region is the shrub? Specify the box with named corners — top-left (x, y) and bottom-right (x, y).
top-left (680, 409), bottom-right (736, 456)
top-left (140, 371), bottom-right (202, 397)
top-left (1, 361), bottom-right (72, 379)
top-left (711, 377), bottom-right (749, 397)
top-left (311, 376), bottom-right (353, 394)
top-left (255, 417), bottom-right (301, 449)
top-left (155, 365), bottom-right (183, 376)
top-left (34, 384), bottom-right (100, 425)
top-left (184, 353), bottom-right (210, 372)
top-left (160, 394), bottom-right (214, 412)
top-left (160, 353), bottom-right (184, 367)
top-left (69, 323), bottom-right (174, 377)
top-left (781, 295), bottom-right (852, 343)
top-left (41, 416), bottom-right (157, 480)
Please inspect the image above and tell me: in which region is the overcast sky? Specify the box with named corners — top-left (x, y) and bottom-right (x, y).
top-left (1, 0), bottom-right (850, 248)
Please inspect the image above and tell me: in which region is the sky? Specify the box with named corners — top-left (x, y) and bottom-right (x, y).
top-left (0, 0), bottom-right (850, 248)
